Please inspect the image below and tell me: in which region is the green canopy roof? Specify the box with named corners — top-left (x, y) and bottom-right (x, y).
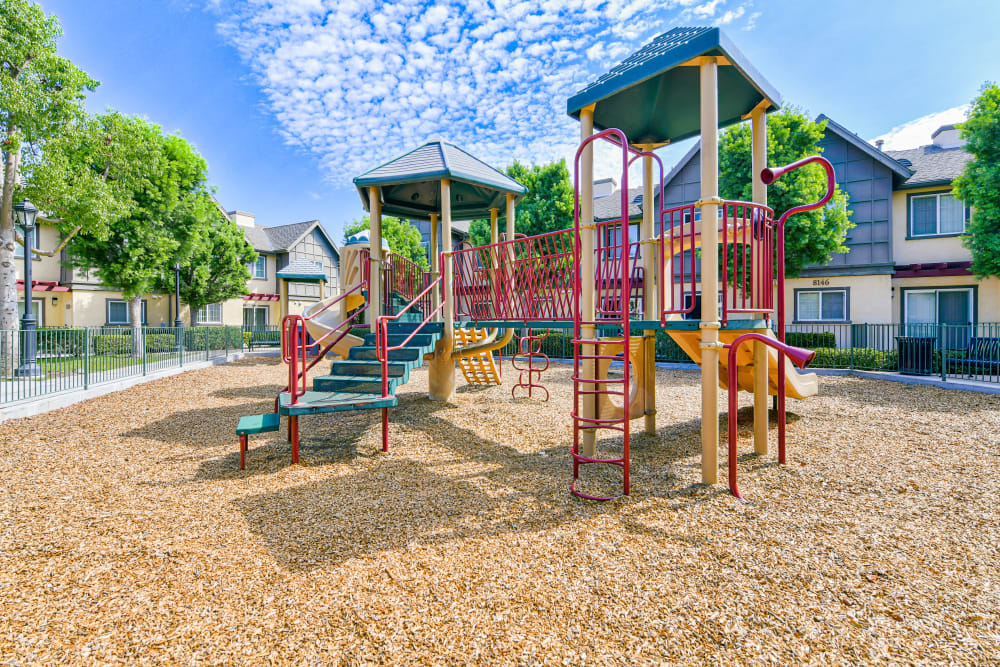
top-left (276, 258), bottom-right (326, 282)
top-left (567, 26), bottom-right (781, 145)
top-left (353, 141), bottom-right (526, 221)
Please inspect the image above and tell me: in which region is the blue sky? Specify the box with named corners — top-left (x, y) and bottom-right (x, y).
top-left (40, 0), bottom-right (999, 244)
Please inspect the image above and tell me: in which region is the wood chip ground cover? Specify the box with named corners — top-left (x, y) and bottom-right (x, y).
top-left (1, 356), bottom-right (998, 664)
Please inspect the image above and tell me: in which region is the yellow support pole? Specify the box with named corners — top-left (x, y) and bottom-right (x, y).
top-left (429, 179), bottom-right (456, 401)
top-left (430, 212), bottom-right (440, 322)
top-left (699, 59), bottom-right (721, 485)
top-left (751, 104), bottom-right (770, 455)
top-left (368, 186), bottom-right (382, 328)
top-left (579, 104), bottom-right (597, 458)
top-left (641, 149), bottom-right (657, 435)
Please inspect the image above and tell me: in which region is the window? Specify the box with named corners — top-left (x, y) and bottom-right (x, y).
top-left (904, 288), bottom-right (973, 328)
top-left (107, 299), bottom-right (147, 325)
top-left (196, 302), bottom-right (223, 324)
top-left (248, 256), bottom-right (267, 280)
top-left (243, 306), bottom-right (268, 330)
top-left (17, 299), bottom-right (44, 326)
top-left (14, 226), bottom-right (38, 259)
top-left (796, 290), bottom-right (847, 322)
top-left (910, 192), bottom-right (967, 237)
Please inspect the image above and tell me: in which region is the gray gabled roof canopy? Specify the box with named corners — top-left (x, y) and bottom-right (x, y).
top-left (276, 258), bottom-right (327, 282)
top-left (353, 141), bottom-right (526, 221)
top-left (567, 26), bottom-right (781, 146)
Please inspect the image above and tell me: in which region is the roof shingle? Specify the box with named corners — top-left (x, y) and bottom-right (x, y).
top-left (885, 145), bottom-right (971, 188)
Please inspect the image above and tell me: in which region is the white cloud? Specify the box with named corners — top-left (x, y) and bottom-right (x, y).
top-left (210, 0), bottom-right (758, 187)
top-left (871, 105), bottom-right (970, 150)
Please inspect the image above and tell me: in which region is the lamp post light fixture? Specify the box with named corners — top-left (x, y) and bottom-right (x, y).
top-left (173, 262), bottom-right (184, 353)
top-left (14, 199), bottom-right (43, 378)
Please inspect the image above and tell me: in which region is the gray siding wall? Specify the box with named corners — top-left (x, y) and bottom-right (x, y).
top-left (660, 133), bottom-right (894, 277)
top-left (413, 219), bottom-right (466, 266)
top-left (285, 229), bottom-right (340, 299)
top-left (807, 133), bottom-right (893, 275)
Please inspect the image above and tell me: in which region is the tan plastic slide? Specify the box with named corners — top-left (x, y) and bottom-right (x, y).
top-left (666, 326), bottom-right (818, 399)
top-left (300, 241), bottom-right (370, 359)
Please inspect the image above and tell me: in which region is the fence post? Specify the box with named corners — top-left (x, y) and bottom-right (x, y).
top-left (940, 323), bottom-right (947, 382)
top-left (142, 326), bottom-right (148, 376)
top-left (84, 328), bottom-right (90, 390)
top-left (205, 327), bottom-right (209, 361)
top-left (849, 325), bottom-right (855, 371)
top-left (179, 326), bottom-right (185, 368)
top-left (224, 326), bottom-right (229, 360)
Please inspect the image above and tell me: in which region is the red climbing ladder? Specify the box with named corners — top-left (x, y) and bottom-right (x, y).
top-left (511, 328), bottom-right (550, 400)
top-left (570, 129), bottom-right (636, 501)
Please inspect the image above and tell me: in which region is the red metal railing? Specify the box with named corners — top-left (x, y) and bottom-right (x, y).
top-left (375, 252), bottom-right (447, 452)
top-left (659, 203), bottom-right (698, 318)
top-left (452, 228), bottom-right (576, 321)
top-left (384, 252), bottom-right (433, 317)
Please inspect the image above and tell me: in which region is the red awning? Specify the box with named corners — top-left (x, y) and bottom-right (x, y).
top-left (17, 280), bottom-right (70, 292)
top-left (244, 292), bottom-right (280, 301)
top-left (894, 261), bottom-right (972, 278)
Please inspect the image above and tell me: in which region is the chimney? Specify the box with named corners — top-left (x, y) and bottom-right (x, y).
top-left (875, 139), bottom-right (884, 151)
top-left (228, 210), bottom-right (256, 228)
top-left (593, 178), bottom-right (617, 199)
top-left (931, 124), bottom-right (965, 149)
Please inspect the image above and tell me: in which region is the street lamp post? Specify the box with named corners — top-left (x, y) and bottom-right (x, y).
top-left (14, 199), bottom-right (43, 378)
top-left (173, 263), bottom-right (184, 352)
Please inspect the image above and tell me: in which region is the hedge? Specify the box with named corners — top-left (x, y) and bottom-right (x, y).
top-left (786, 331), bottom-right (837, 349)
top-left (182, 326), bottom-right (242, 351)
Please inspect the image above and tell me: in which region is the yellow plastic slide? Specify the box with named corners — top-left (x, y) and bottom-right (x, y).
top-left (667, 327), bottom-right (818, 399)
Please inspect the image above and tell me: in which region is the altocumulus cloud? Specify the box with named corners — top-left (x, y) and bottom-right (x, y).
top-left (209, 0), bottom-right (756, 185)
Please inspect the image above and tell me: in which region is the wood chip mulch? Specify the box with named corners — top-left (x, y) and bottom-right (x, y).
top-left (1, 356), bottom-right (998, 665)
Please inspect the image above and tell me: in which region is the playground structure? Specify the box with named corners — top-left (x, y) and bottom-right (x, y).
top-left (247, 26), bottom-right (834, 499)
top-left (511, 328), bottom-right (550, 401)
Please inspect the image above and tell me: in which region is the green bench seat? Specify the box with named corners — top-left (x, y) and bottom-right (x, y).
top-left (237, 412), bottom-right (280, 469)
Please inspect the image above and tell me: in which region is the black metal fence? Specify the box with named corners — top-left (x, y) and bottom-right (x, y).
top-left (496, 322), bottom-right (1000, 384)
top-left (0, 325), bottom-right (245, 405)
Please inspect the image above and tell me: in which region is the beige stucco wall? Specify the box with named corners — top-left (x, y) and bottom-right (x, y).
top-left (783, 273), bottom-right (893, 324)
top-left (68, 290), bottom-right (172, 328)
top-left (892, 185), bottom-right (969, 265)
top-left (246, 254), bottom-right (278, 295)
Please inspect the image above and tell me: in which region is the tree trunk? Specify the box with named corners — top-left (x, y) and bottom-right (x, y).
top-left (129, 296), bottom-right (144, 357)
top-left (1, 138), bottom-right (21, 377)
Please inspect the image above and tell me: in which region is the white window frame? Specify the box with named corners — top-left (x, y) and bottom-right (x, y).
top-left (17, 298), bottom-right (44, 326)
top-left (903, 288), bottom-right (974, 326)
top-left (242, 305), bottom-right (269, 329)
top-left (14, 226), bottom-right (39, 259)
top-left (248, 256), bottom-right (267, 280)
top-left (196, 302), bottom-right (223, 325)
top-left (107, 299), bottom-right (147, 325)
top-left (909, 192), bottom-right (967, 237)
top-left (796, 289), bottom-right (847, 323)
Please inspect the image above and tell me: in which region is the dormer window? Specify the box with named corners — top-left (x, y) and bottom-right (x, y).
top-left (909, 191), bottom-right (968, 237)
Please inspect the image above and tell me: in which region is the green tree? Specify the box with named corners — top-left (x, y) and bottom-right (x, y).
top-left (468, 159), bottom-right (573, 245)
top-left (954, 82), bottom-right (1000, 279)
top-left (344, 215), bottom-right (428, 269)
top-left (64, 117), bottom-right (215, 353)
top-left (166, 197), bottom-right (256, 319)
top-left (1, 0), bottom-right (97, 372)
top-left (719, 109), bottom-right (852, 277)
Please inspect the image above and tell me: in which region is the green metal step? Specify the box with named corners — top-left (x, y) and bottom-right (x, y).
top-left (278, 391), bottom-right (397, 416)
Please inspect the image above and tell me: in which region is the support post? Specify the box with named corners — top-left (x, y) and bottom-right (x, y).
top-left (751, 104), bottom-right (770, 455)
top-left (368, 186), bottom-right (383, 327)
top-left (430, 213), bottom-right (440, 322)
top-left (699, 58), bottom-right (721, 485)
top-left (579, 104), bottom-right (597, 458)
top-left (490, 206), bottom-right (500, 317)
top-left (641, 149), bottom-right (657, 435)
top-left (429, 179), bottom-right (456, 401)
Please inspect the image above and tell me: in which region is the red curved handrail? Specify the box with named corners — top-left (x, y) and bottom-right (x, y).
top-left (725, 332), bottom-right (815, 499)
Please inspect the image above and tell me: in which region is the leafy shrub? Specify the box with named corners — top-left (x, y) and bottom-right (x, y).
top-left (809, 347), bottom-right (901, 371)
top-left (144, 334), bottom-right (175, 353)
top-left (93, 333), bottom-right (132, 355)
top-left (786, 331), bottom-right (836, 349)
top-left (36, 328), bottom-right (86, 356)
top-left (183, 326), bottom-right (242, 351)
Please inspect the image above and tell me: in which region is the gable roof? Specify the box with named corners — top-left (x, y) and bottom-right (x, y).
top-left (242, 225), bottom-right (274, 253)
top-left (238, 219), bottom-right (340, 257)
top-left (276, 258), bottom-right (327, 282)
top-left (884, 145), bottom-right (971, 189)
top-left (567, 26), bottom-right (781, 145)
top-left (354, 141), bottom-right (526, 221)
top-left (816, 114), bottom-right (914, 183)
top-left (594, 187), bottom-right (645, 222)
